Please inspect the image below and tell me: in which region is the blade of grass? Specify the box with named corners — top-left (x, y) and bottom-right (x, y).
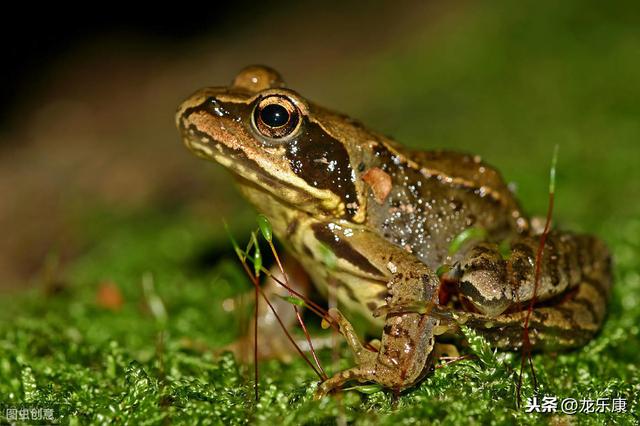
top-left (226, 224), bottom-right (325, 380)
top-left (257, 215), bottom-right (328, 380)
top-left (448, 227), bottom-right (487, 256)
top-left (239, 252), bottom-right (336, 330)
top-left (517, 144), bottom-right (558, 407)
top-left (251, 232), bottom-right (261, 402)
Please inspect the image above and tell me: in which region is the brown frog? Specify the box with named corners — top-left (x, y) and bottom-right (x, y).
top-left (175, 66), bottom-right (612, 397)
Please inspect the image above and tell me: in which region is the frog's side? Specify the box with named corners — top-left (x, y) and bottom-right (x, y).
top-left (176, 66), bottom-right (612, 396)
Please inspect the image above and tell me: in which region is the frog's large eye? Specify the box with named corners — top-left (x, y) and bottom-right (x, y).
top-left (252, 95), bottom-right (300, 139)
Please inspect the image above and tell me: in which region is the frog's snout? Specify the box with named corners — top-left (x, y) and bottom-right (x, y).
top-left (175, 94), bottom-right (214, 160)
top-left (175, 103), bottom-right (187, 131)
top-left (175, 97), bottom-right (195, 135)
top-left (175, 92), bottom-right (204, 132)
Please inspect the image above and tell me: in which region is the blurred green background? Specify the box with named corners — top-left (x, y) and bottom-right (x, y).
top-left (0, 1), bottom-right (638, 424)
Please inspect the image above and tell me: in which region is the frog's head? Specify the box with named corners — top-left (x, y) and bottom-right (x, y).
top-left (176, 65), bottom-right (375, 222)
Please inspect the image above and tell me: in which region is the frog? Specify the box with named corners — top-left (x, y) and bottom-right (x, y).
top-left (175, 65), bottom-right (612, 397)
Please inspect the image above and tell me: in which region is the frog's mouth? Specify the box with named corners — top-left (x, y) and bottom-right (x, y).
top-left (184, 132), bottom-right (322, 213)
top-left (232, 172), bottom-right (318, 215)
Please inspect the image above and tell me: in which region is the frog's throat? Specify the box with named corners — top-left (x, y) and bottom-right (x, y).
top-left (233, 172), bottom-right (346, 223)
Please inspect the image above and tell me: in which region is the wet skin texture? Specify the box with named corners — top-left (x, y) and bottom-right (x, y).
top-left (176, 66), bottom-right (612, 396)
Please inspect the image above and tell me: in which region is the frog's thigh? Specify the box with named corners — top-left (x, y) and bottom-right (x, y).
top-left (466, 277), bottom-right (608, 350)
top-left (458, 232), bottom-right (609, 317)
top-left (526, 277), bottom-right (608, 348)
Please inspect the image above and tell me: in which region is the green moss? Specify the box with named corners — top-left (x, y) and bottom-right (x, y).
top-left (1, 197), bottom-right (638, 426)
top-left (1, 0), bottom-right (639, 423)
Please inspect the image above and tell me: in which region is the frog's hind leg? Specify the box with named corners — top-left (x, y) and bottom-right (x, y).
top-left (456, 231), bottom-right (612, 350)
top-left (455, 231), bottom-right (611, 320)
top-left (463, 276), bottom-right (608, 350)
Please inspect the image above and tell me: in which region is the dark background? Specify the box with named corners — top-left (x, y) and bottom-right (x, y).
top-left (0, 5), bottom-right (238, 120)
top-left (0, 1), bottom-right (638, 292)
top-left (0, 1), bottom-right (432, 288)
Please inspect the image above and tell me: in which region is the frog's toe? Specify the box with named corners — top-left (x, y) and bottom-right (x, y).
top-left (314, 366), bottom-right (376, 399)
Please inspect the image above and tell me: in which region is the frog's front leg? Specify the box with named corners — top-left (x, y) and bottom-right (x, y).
top-left (315, 308), bottom-right (378, 393)
top-left (317, 309), bottom-right (439, 396)
top-left (316, 250), bottom-right (441, 397)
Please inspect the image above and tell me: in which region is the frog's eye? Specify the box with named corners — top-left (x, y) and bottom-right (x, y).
top-left (252, 95), bottom-right (300, 139)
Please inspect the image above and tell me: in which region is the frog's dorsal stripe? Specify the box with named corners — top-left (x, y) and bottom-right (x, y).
top-left (419, 168), bottom-right (505, 204)
top-left (380, 141), bottom-right (507, 204)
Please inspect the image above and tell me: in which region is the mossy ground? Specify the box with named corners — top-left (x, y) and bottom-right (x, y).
top-left (2, 210), bottom-right (638, 425)
top-left (1, 0), bottom-right (639, 424)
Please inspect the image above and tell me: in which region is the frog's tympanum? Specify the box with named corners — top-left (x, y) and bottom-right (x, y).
top-left (176, 66), bottom-right (612, 396)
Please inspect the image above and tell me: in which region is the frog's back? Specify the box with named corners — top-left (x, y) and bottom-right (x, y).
top-left (363, 143), bottom-right (529, 269)
top-left (408, 150), bottom-right (512, 196)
